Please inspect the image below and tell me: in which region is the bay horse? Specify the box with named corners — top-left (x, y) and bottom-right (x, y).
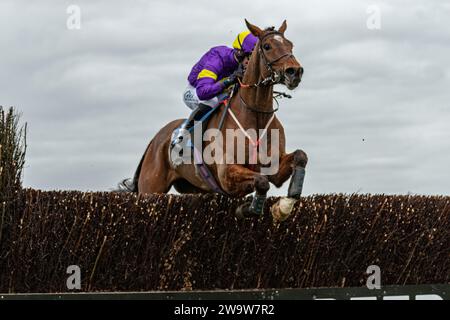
top-left (120, 20), bottom-right (308, 221)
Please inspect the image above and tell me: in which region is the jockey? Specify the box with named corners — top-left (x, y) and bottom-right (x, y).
top-left (172, 30), bottom-right (258, 146)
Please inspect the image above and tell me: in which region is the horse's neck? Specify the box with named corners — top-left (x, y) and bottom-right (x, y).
top-left (236, 51), bottom-right (274, 128)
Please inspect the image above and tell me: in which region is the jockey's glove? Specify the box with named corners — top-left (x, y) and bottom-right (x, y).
top-left (235, 63), bottom-right (245, 78)
top-left (222, 73), bottom-right (238, 88)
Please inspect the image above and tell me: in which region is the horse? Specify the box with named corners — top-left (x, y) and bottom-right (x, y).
top-left (119, 20), bottom-right (308, 222)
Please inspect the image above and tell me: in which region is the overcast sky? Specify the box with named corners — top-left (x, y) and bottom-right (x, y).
top-left (1, 0), bottom-right (449, 196)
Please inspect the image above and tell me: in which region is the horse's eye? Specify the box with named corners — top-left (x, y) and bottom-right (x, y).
top-left (263, 43), bottom-right (271, 51)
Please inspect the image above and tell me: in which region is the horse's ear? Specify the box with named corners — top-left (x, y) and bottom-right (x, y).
top-left (278, 20), bottom-right (287, 35)
top-left (245, 19), bottom-right (263, 38)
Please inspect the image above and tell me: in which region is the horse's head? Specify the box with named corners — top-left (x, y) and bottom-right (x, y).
top-left (245, 19), bottom-right (303, 90)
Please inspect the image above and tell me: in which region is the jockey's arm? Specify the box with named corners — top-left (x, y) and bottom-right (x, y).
top-left (196, 76), bottom-right (225, 101)
top-left (195, 53), bottom-right (226, 101)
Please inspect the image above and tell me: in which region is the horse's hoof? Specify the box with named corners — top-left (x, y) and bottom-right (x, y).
top-left (235, 202), bottom-right (258, 219)
top-left (271, 197), bottom-right (297, 222)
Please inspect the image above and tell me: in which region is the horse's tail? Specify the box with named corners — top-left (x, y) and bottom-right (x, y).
top-left (116, 138), bottom-right (154, 193)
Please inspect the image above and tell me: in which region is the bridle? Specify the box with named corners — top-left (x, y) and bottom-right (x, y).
top-left (237, 30), bottom-right (295, 114)
top-left (239, 30), bottom-right (294, 89)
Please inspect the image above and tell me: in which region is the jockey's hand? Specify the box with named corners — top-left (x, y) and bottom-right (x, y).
top-left (223, 65), bottom-right (244, 87)
top-left (222, 74), bottom-right (238, 87)
top-left (235, 63), bottom-right (245, 78)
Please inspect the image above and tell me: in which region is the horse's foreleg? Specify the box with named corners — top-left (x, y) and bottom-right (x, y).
top-left (269, 152), bottom-right (295, 187)
top-left (269, 149), bottom-right (308, 221)
top-left (218, 164), bottom-right (270, 217)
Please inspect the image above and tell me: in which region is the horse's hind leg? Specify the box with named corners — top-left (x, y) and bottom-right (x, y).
top-left (138, 165), bottom-right (176, 194)
top-left (137, 141), bottom-right (179, 195)
top-left (269, 149), bottom-right (308, 221)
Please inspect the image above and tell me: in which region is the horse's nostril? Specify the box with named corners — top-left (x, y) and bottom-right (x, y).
top-left (286, 67), bottom-right (296, 76)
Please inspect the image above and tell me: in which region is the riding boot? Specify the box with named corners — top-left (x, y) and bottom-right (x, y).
top-left (171, 103), bottom-right (213, 147)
